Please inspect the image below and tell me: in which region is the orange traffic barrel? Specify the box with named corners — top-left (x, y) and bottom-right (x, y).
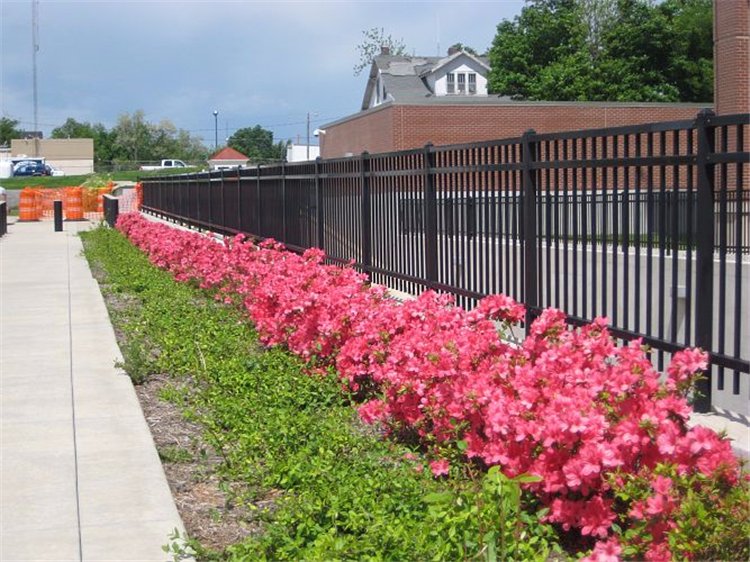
top-left (34, 190), bottom-right (43, 219)
top-left (64, 187), bottom-right (84, 220)
top-left (135, 182), bottom-right (143, 209)
top-left (18, 188), bottom-right (40, 221)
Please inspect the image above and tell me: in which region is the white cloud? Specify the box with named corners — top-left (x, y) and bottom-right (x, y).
top-left (1, 0), bottom-right (524, 139)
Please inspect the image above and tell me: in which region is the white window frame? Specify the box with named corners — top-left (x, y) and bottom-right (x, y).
top-left (457, 73), bottom-right (466, 93)
top-left (446, 73), bottom-right (455, 94)
top-left (468, 73), bottom-right (477, 94)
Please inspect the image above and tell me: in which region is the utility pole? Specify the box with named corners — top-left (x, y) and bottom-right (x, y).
top-left (306, 112), bottom-right (318, 161)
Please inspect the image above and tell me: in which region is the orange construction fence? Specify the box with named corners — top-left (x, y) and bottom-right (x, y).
top-left (15, 182), bottom-right (140, 222)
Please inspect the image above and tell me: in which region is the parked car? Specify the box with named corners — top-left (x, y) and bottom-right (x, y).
top-left (139, 159), bottom-right (190, 171)
top-left (46, 165), bottom-right (65, 176)
top-left (13, 160), bottom-right (50, 177)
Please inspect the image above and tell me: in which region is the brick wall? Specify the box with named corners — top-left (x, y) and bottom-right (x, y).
top-left (321, 103), bottom-right (707, 158)
top-left (320, 105), bottom-right (394, 158)
top-left (714, 0), bottom-right (749, 115)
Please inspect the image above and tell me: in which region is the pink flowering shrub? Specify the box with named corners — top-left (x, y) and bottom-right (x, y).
top-left (116, 213), bottom-right (743, 560)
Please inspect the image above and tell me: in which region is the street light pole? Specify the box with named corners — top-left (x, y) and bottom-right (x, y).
top-left (213, 110), bottom-right (219, 150)
top-left (306, 111), bottom-right (319, 161)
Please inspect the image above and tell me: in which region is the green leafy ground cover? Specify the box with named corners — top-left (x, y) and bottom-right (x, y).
top-left (80, 225), bottom-right (562, 561)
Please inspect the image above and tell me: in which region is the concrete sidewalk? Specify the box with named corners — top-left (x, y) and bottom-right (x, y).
top-left (1, 219), bottom-right (186, 561)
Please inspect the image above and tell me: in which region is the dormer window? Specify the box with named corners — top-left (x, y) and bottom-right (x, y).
top-left (445, 72), bottom-right (478, 95)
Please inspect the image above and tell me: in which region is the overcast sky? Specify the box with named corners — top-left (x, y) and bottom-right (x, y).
top-left (1, 0), bottom-right (524, 146)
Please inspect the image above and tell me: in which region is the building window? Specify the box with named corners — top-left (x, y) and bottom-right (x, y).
top-left (445, 72), bottom-right (479, 95)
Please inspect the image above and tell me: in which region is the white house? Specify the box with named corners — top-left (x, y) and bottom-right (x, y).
top-left (362, 46), bottom-right (491, 110)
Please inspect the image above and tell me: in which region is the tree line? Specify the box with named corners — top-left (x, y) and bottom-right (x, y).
top-left (354, 0), bottom-right (712, 103)
top-left (487, 0), bottom-right (713, 102)
top-left (0, 113), bottom-right (288, 170)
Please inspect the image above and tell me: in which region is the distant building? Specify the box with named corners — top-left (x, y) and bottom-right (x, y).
top-left (11, 138), bottom-right (93, 175)
top-left (361, 46), bottom-right (491, 111)
top-left (208, 147), bottom-right (249, 170)
top-left (319, 47), bottom-right (710, 158)
top-left (286, 143), bottom-right (320, 162)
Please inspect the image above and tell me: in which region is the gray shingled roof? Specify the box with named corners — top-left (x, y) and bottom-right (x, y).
top-left (361, 52), bottom-right (493, 110)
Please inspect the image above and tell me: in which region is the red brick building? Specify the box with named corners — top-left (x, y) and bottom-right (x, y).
top-left (320, 1), bottom-right (748, 159)
top-left (714, 0), bottom-right (749, 116)
top-left (319, 101), bottom-right (708, 158)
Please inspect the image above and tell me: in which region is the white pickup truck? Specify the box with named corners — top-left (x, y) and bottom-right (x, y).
top-left (139, 159), bottom-right (190, 171)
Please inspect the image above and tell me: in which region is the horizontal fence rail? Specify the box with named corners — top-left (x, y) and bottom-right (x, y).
top-left (141, 111), bottom-right (750, 415)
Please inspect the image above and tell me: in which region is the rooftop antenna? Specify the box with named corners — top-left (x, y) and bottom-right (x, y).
top-left (32, 0), bottom-right (39, 152)
top-left (436, 13), bottom-right (440, 56)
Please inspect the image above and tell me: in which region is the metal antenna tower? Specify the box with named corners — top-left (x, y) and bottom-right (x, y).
top-left (32, 0), bottom-right (39, 143)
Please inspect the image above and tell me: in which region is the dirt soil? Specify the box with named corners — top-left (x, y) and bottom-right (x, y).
top-left (135, 373), bottom-right (260, 553)
top-left (89, 254), bottom-right (261, 555)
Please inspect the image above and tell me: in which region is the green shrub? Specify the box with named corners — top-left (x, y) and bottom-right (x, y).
top-left (81, 225), bottom-right (563, 560)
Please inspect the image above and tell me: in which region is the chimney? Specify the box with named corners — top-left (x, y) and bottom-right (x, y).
top-left (380, 45), bottom-right (390, 56)
top-left (447, 46), bottom-right (460, 56)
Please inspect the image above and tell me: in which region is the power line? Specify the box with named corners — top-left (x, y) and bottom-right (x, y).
top-left (9, 115), bottom-right (346, 136)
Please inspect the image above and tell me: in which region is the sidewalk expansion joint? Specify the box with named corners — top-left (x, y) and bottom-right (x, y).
top-left (66, 232), bottom-right (84, 561)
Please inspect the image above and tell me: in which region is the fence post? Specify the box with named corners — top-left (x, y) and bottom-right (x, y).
top-left (315, 157), bottom-right (324, 250)
top-left (219, 168), bottom-right (226, 229)
top-left (207, 172), bottom-right (213, 228)
top-left (54, 200), bottom-right (63, 231)
top-left (236, 167), bottom-right (242, 233)
top-left (256, 164), bottom-right (262, 236)
top-left (103, 195), bottom-right (118, 228)
top-left (522, 129), bottom-right (539, 334)
top-left (0, 201), bottom-right (6, 237)
top-left (693, 109), bottom-right (716, 413)
top-left (423, 143), bottom-right (438, 283)
top-left (281, 160), bottom-right (287, 243)
top-left (361, 151), bottom-right (372, 270)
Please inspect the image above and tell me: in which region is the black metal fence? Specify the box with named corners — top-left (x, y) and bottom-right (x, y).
top-left (141, 111), bottom-right (749, 414)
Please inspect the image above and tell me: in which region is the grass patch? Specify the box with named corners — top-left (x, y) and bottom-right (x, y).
top-left (1, 175), bottom-right (92, 189)
top-left (158, 445), bottom-right (194, 464)
top-left (1, 167), bottom-right (203, 190)
top-left (80, 225), bottom-right (562, 561)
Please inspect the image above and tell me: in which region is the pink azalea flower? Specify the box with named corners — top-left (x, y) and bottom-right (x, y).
top-left (429, 459), bottom-right (450, 477)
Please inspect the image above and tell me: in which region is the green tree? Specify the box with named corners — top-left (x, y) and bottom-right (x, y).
top-left (353, 27), bottom-right (407, 75)
top-left (448, 42), bottom-right (480, 56)
top-left (0, 116), bottom-right (21, 146)
top-left (227, 125), bottom-right (286, 162)
top-left (51, 117), bottom-right (96, 139)
top-left (488, 0), bottom-right (713, 102)
top-left (52, 117), bottom-right (118, 166)
top-left (111, 110), bottom-right (152, 162)
top-left (109, 111), bottom-right (207, 166)
top-left (488, 0), bottom-right (585, 99)
top-left (663, 0), bottom-right (713, 102)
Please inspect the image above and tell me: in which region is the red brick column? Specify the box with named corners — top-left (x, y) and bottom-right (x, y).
top-left (714, 0), bottom-right (750, 115)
